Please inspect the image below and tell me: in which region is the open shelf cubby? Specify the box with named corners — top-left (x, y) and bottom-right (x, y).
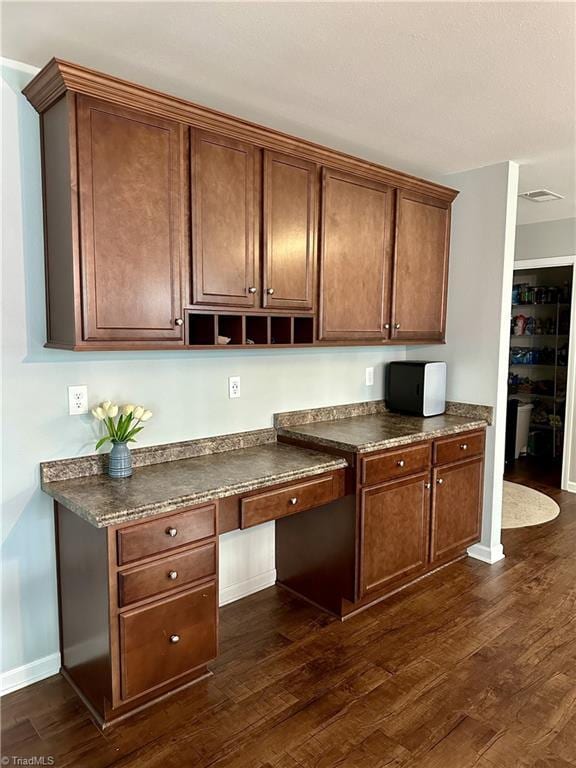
top-left (270, 316), bottom-right (292, 344)
top-left (246, 316), bottom-right (269, 345)
top-left (186, 312), bottom-right (316, 347)
top-left (217, 315), bottom-right (244, 345)
top-left (188, 314), bottom-right (217, 345)
top-left (293, 316), bottom-right (315, 344)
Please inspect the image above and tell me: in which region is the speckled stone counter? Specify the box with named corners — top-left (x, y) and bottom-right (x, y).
top-left (41, 442), bottom-right (347, 528)
top-left (277, 403), bottom-right (491, 454)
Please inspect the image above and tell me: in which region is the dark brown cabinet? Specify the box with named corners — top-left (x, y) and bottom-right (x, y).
top-left (319, 168), bottom-right (395, 341)
top-left (77, 96), bottom-right (187, 343)
top-left (25, 59), bottom-right (458, 350)
top-left (391, 190), bottom-right (451, 342)
top-left (191, 130), bottom-right (259, 307)
top-left (360, 473), bottom-right (430, 597)
top-left (431, 457), bottom-right (484, 563)
top-left (263, 151), bottom-right (317, 311)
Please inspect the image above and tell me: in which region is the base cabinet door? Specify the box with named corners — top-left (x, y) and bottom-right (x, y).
top-left (360, 473), bottom-right (431, 598)
top-left (431, 458), bottom-right (483, 563)
top-left (391, 190), bottom-right (450, 342)
top-left (191, 130), bottom-right (258, 307)
top-left (319, 168), bottom-right (394, 340)
top-left (77, 96), bottom-right (186, 342)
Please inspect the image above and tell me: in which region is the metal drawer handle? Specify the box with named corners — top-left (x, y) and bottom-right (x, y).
top-left (437, 478), bottom-right (444, 485)
top-left (248, 286), bottom-right (257, 294)
top-left (168, 570), bottom-right (178, 580)
top-left (397, 459), bottom-right (405, 467)
top-left (267, 288), bottom-right (275, 295)
top-left (175, 318), bottom-right (184, 326)
top-left (394, 322), bottom-right (401, 330)
top-left (169, 634), bottom-right (180, 644)
top-left (384, 323), bottom-right (390, 330)
top-left (166, 527), bottom-right (178, 537)
top-left (289, 497), bottom-right (298, 505)
top-left (460, 443), bottom-right (468, 450)
top-left (424, 482), bottom-right (431, 489)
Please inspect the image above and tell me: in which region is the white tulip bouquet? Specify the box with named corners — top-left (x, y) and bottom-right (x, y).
top-left (91, 401), bottom-right (153, 451)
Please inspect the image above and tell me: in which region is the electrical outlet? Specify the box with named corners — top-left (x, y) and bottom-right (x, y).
top-left (68, 385), bottom-right (88, 415)
top-left (228, 376), bottom-right (241, 399)
top-left (365, 367), bottom-right (374, 386)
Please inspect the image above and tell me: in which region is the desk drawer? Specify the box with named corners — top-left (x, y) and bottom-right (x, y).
top-left (120, 581), bottom-right (217, 700)
top-left (117, 505), bottom-right (216, 565)
top-left (241, 473), bottom-right (339, 529)
top-left (361, 443), bottom-right (431, 486)
top-left (434, 431), bottom-right (485, 466)
top-left (118, 542), bottom-right (216, 607)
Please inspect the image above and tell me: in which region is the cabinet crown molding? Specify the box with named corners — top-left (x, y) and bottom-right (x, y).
top-left (23, 57), bottom-right (458, 203)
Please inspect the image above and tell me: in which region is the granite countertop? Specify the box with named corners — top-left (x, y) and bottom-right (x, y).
top-left (278, 412), bottom-right (489, 454)
top-left (42, 442), bottom-right (347, 528)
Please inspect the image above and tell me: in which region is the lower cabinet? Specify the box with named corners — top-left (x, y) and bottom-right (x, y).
top-left (360, 473), bottom-right (430, 597)
top-left (431, 457), bottom-right (484, 563)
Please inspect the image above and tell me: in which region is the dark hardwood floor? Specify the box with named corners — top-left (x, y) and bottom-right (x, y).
top-left (3, 476), bottom-right (576, 768)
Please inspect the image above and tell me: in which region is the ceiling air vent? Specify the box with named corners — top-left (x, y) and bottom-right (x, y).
top-left (519, 189), bottom-right (564, 202)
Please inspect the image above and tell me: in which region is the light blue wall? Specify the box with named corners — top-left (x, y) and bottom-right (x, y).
top-left (1, 61), bottom-right (408, 679)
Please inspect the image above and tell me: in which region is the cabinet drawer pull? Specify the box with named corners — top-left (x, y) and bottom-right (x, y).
top-left (289, 497), bottom-right (298, 505)
top-left (169, 634), bottom-right (180, 644)
top-left (394, 322), bottom-right (401, 330)
top-left (437, 478), bottom-right (444, 485)
top-left (424, 482), bottom-right (431, 489)
top-left (166, 527), bottom-right (178, 537)
top-left (168, 570), bottom-right (178, 580)
top-left (266, 288), bottom-right (275, 295)
top-left (175, 318), bottom-right (184, 326)
top-left (397, 459), bottom-right (405, 467)
top-left (248, 286), bottom-right (257, 294)
top-left (384, 323), bottom-right (390, 330)
top-left (460, 443), bottom-right (468, 450)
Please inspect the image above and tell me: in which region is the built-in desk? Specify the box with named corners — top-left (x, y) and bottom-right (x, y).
top-left (41, 401), bottom-right (491, 728)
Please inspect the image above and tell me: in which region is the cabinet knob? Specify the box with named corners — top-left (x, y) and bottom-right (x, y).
top-left (384, 323), bottom-right (390, 330)
top-left (175, 318), bottom-right (184, 326)
top-left (168, 570), bottom-right (178, 580)
top-left (397, 459), bottom-right (405, 467)
top-left (267, 288), bottom-right (275, 295)
top-left (166, 527), bottom-right (178, 537)
top-left (437, 478), bottom-right (444, 485)
top-left (424, 482), bottom-right (431, 489)
top-left (169, 634), bottom-right (180, 644)
top-left (248, 286), bottom-right (257, 294)
top-left (289, 497), bottom-right (298, 505)
top-left (394, 322), bottom-right (401, 330)
top-left (460, 443), bottom-right (468, 450)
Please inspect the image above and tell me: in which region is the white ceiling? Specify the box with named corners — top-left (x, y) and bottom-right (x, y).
top-left (2, 1), bottom-right (575, 225)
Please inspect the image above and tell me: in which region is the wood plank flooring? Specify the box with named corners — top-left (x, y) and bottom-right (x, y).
top-left (3, 470), bottom-right (576, 767)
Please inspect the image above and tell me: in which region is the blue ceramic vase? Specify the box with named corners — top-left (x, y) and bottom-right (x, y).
top-left (108, 441), bottom-right (132, 479)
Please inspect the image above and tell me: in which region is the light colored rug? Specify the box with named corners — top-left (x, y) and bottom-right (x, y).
top-left (502, 480), bottom-right (560, 529)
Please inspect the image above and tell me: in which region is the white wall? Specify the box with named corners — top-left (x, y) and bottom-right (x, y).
top-left (515, 218), bottom-right (576, 261)
top-left (407, 162), bottom-right (519, 564)
top-left (1, 61), bottom-right (408, 690)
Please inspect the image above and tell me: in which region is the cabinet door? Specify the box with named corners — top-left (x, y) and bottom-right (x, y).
top-left (360, 473), bottom-right (431, 598)
top-left (191, 130), bottom-right (258, 307)
top-left (319, 169), bottom-right (394, 340)
top-left (431, 457), bottom-right (483, 563)
top-left (77, 96), bottom-right (186, 342)
top-left (391, 190), bottom-right (451, 341)
top-left (263, 151), bottom-right (317, 310)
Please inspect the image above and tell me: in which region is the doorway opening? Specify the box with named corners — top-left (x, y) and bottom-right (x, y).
top-left (505, 262), bottom-right (574, 491)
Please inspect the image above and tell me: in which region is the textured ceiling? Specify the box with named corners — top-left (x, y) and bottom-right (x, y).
top-left (2, 1), bottom-right (575, 225)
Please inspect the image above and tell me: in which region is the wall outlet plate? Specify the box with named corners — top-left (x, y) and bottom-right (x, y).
top-left (68, 385), bottom-right (88, 415)
top-left (365, 367), bottom-right (374, 386)
top-left (228, 376), bottom-right (241, 399)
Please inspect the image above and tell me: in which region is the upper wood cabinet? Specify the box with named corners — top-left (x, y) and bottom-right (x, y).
top-left (191, 130), bottom-right (259, 307)
top-left (319, 169), bottom-right (395, 341)
top-left (24, 59), bottom-right (458, 350)
top-left (262, 151), bottom-right (317, 311)
top-left (77, 97), bottom-right (187, 343)
top-left (391, 191), bottom-right (451, 342)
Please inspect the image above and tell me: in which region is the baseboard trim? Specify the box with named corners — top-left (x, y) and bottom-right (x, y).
top-left (1, 652), bottom-right (61, 696)
top-left (219, 569), bottom-right (277, 607)
top-left (565, 480), bottom-right (576, 494)
top-left (467, 543), bottom-right (505, 564)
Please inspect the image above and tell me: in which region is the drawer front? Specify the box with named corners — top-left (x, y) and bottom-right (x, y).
top-left (120, 581), bottom-right (217, 700)
top-left (434, 431), bottom-right (485, 466)
top-left (117, 505), bottom-right (216, 565)
top-left (118, 542), bottom-right (216, 607)
top-left (241, 474), bottom-right (338, 529)
top-left (361, 443), bottom-right (431, 486)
